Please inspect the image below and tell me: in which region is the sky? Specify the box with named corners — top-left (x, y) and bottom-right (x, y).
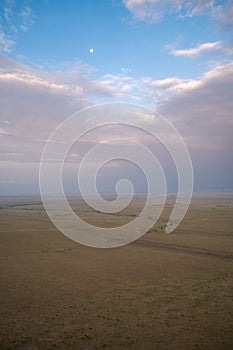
top-left (0, 0), bottom-right (233, 195)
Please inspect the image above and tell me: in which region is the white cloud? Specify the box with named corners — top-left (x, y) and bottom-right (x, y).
top-left (170, 41), bottom-right (223, 57)
top-left (140, 75), bottom-right (199, 103)
top-left (121, 67), bottom-right (132, 74)
top-left (3, 0), bottom-right (17, 32)
top-left (212, 0), bottom-right (233, 29)
top-left (19, 5), bottom-right (35, 32)
top-left (122, 0), bottom-right (216, 23)
top-left (97, 74), bottom-right (140, 100)
top-left (0, 0), bottom-right (35, 53)
top-left (147, 77), bottom-right (184, 89)
top-left (122, 0), bottom-right (233, 30)
top-left (178, 0), bottom-right (215, 18)
top-left (0, 71), bottom-right (84, 95)
top-left (0, 32), bottom-right (14, 53)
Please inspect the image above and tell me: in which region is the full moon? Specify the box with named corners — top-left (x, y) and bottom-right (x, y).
top-left (89, 48), bottom-right (94, 54)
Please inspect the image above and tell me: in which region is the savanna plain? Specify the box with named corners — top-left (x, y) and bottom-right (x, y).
top-left (0, 194), bottom-right (233, 349)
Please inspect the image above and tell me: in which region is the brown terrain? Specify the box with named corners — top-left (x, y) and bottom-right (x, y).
top-left (0, 194), bottom-right (233, 349)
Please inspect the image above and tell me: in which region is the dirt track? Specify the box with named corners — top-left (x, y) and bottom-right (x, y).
top-left (134, 238), bottom-right (233, 260)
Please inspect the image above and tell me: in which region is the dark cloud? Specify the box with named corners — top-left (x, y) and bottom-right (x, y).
top-left (157, 62), bottom-right (233, 191)
top-left (0, 54), bottom-right (233, 194)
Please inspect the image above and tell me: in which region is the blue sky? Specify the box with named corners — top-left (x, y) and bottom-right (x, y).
top-left (0, 0), bottom-right (233, 194)
top-left (2, 0), bottom-right (231, 79)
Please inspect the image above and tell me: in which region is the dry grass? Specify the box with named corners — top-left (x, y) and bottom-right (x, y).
top-left (0, 194), bottom-right (233, 349)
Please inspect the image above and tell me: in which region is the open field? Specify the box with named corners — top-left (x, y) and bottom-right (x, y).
top-left (0, 194), bottom-right (233, 349)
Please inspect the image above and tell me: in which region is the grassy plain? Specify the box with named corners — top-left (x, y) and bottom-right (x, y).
top-left (0, 194), bottom-right (233, 349)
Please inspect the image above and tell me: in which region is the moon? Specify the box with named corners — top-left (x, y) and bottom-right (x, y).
top-left (89, 48), bottom-right (94, 54)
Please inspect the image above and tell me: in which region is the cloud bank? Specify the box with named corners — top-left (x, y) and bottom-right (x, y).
top-left (0, 53), bottom-right (232, 193)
